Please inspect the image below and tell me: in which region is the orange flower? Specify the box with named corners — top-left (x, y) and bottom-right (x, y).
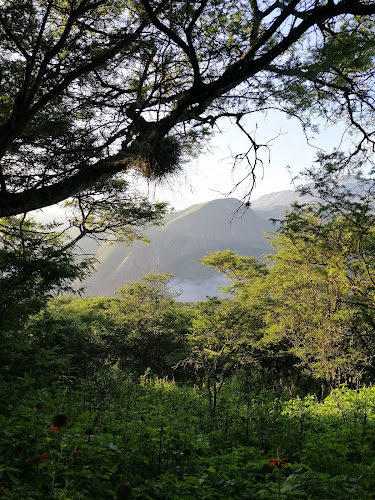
top-left (49, 426), bottom-right (62, 433)
top-left (26, 453), bottom-right (48, 466)
top-left (268, 457), bottom-right (288, 468)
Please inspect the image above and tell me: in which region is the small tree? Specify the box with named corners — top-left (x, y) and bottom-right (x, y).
top-left (0, 216), bottom-right (91, 329)
top-left (110, 273), bottom-right (191, 376)
top-left (199, 249), bottom-right (322, 395)
top-left (264, 174), bottom-right (375, 386)
top-left (0, 216), bottom-right (93, 391)
top-left (188, 296), bottom-right (262, 417)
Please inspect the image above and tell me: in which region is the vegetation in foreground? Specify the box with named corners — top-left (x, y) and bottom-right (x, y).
top-left (2, 375), bottom-right (375, 499)
top-left (2, 175), bottom-right (375, 498)
top-left (1, 2), bottom-right (375, 498)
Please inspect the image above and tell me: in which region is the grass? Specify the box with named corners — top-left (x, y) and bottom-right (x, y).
top-left (1, 374), bottom-right (375, 499)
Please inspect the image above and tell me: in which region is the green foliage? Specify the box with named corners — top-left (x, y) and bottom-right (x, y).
top-left (187, 288), bottom-right (269, 416)
top-left (4, 169), bottom-right (375, 498)
top-left (199, 250), bottom-right (309, 395)
top-left (26, 296), bottom-right (117, 377)
top-left (0, 216), bottom-right (93, 393)
top-left (17, 274), bottom-right (192, 381)
top-left (196, 176), bottom-right (375, 388)
top-left (2, 376), bottom-right (375, 499)
top-left (0, 216), bottom-right (91, 328)
top-left (263, 175), bottom-right (375, 385)
top-left (201, 249), bottom-right (267, 297)
top-left (112, 273), bottom-right (192, 376)
top-left (1, 0), bottom-right (375, 217)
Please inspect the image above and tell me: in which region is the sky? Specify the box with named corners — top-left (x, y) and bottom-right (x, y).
top-left (138, 110), bottom-right (348, 212)
top-left (38, 109), bottom-right (348, 222)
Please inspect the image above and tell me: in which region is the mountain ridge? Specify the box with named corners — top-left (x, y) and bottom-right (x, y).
top-left (77, 189), bottom-right (306, 300)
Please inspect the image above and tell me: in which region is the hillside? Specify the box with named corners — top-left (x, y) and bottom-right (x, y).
top-left (77, 191), bottom-right (306, 300)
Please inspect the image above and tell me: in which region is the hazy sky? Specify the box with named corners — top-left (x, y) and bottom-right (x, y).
top-left (140, 110), bottom-right (348, 211)
top-left (37, 110), bottom-right (348, 222)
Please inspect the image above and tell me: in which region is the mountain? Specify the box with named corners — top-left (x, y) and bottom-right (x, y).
top-left (250, 189), bottom-right (315, 219)
top-left (77, 191), bottom-right (306, 301)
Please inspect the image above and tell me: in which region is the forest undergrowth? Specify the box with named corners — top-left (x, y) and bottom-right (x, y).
top-left (1, 373), bottom-right (375, 499)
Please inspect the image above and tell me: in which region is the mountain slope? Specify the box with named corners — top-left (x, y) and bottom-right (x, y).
top-left (73, 177), bottom-right (367, 300)
top-left (78, 197), bottom-right (276, 300)
top-left (250, 189), bottom-right (314, 220)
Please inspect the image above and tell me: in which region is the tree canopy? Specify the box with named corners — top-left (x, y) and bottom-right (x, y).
top-left (0, 215), bottom-right (91, 329)
top-left (264, 174), bottom-right (375, 384)
top-left (197, 174), bottom-right (375, 388)
top-left (1, 0), bottom-right (375, 218)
